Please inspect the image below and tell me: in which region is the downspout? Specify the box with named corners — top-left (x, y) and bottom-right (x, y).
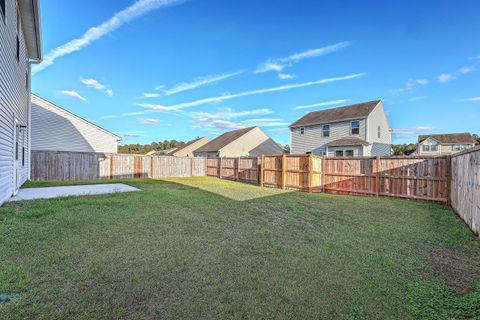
top-left (27, 65), bottom-right (32, 180)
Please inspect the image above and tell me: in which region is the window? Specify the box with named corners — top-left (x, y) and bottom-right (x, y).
top-left (306, 152), bottom-right (312, 155)
top-left (335, 150), bottom-right (344, 157)
top-left (345, 150), bottom-right (354, 157)
top-left (300, 127), bottom-right (305, 135)
top-left (377, 126), bottom-right (381, 139)
top-left (322, 124), bottom-right (330, 137)
top-left (0, 0), bottom-right (5, 21)
top-left (422, 145), bottom-right (438, 152)
top-left (25, 70), bottom-right (28, 88)
top-left (22, 147), bottom-right (25, 166)
top-left (453, 144), bottom-right (470, 151)
top-left (351, 120), bottom-right (360, 135)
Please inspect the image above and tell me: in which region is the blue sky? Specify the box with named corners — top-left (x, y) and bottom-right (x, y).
top-left (32, 0), bottom-right (480, 146)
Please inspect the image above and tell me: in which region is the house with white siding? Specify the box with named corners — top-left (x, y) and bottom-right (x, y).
top-left (290, 100), bottom-right (392, 157)
top-left (416, 133), bottom-right (476, 156)
top-left (31, 94), bottom-right (122, 153)
top-left (0, 0), bottom-right (42, 205)
top-left (193, 127), bottom-right (284, 158)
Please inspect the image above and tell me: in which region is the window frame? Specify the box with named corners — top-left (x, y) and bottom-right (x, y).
top-left (300, 127), bottom-right (305, 135)
top-left (351, 120), bottom-right (360, 135)
top-left (345, 150), bottom-right (354, 157)
top-left (322, 124), bottom-right (330, 137)
top-left (335, 150), bottom-right (344, 157)
top-left (422, 144), bottom-right (438, 152)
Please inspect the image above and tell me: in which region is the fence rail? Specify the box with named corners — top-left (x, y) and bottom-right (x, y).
top-left (31, 151), bottom-right (206, 181)
top-left (206, 157), bottom-right (260, 183)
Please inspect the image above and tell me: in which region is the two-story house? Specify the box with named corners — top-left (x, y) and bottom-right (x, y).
top-left (0, 0), bottom-right (42, 205)
top-left (290, 100), bottom-right (392, 157)
top-left (416, 133), bottom-right (476, 156)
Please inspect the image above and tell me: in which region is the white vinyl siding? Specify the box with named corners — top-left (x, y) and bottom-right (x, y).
top-left (0, 0), bottom-right (30, 205)
top-left (291, 119), bottom-right (366, 155)
top-left (364, 101), bottom-right (392, 156)
top-left (31, 95), bottom-right (120, 153)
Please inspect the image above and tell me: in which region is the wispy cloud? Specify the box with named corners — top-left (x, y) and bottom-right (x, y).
top-left (138, 118), bottom-right (161, 126)
top-left (121, 131), bottom-right (145, 138)
top-left (295, 99), bottom-right (350, 110)
top-left (141, 93), bottom-right (161, 98)
top-left (81, 78), bottom-right (113, 96)
top-left (408, 96), bottom-right (427, 102)
top-left (278, 73), bottom-right (296, 80)
top-left (463, 97), bottom-right (480, 102)
top-left (59, 90), bottom-right (87, 102)
top-left (150, 73), bottom-right (366, 111)
top-left (390, 78), bottom-right (429, 95)
top-left (154, 84), bottom-right (165, 91)
top-left (163, 71), bottom-right (244, 96)
top-left (392, 126), bottom-right (435, 137)
top-left (255, 41), bottom-right (350, 74)
top-left (32, 0), bottom-right (186, 74)
top-left (438, 66), bottom-right (476, 83)
top-left (101, 110), bottom-right (157, 119)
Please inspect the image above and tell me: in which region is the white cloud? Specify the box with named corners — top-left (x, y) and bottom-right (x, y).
top-left (154, 73), bottom-right (366, 111)
top-left (142, 93), bottom-right (161, 98)
top-left (463, 97), bottom-right (480, 102)
top-left (295, 99), bottom-right (350, 110)
top-left (255, 41), bottom-right (350, 74)
top-left (101, 110), bottom-right (157, 119)
top-left (163, 71), bottom-right (244, 96)
top-left (154, 84), bottom-right (165, 91)
top-left (438, 66), bottom-right (476, 83)
top-left (390, 78), bottom-right (429, 95)
top-left (32, 0), bottom-right (186, 74)
top-left (278, 73), bottom-right (296, 80)
top-left (106, 89), bottom-right (114, 97)
top-left (138, 118), bottom-right (161, 126)
top-left (81, 78), bottom-right (114, 96)
top-left (408, 96), bottom-right (427, 102)
top-left (59, 90), bottom-right (87, 102)
top-left (392, 126), bottom-right (435, 137)
top-left (191, 108), bottom-right (273, 121)
top-left (121, 131), bottom-right (145, 138)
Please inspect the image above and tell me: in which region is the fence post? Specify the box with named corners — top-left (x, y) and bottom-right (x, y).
top-left (376, 156), bottom-right (381, 196)
top-left (308, 154), bottom-right (313, 193)
top-left (321, 156), bottom-right (326, 193)
top-left (219, 157), bottom-right (223, 179)
top-left (109, 155), bottom-right (114, 180)
top-left (446, 155), bottom-right (452, 205)
top-left (236, 157), bottom-right (240, 181)
top-left (260, 156), bottom-right (264, 187)
top-left (281, 154), bottom-right (287, 190)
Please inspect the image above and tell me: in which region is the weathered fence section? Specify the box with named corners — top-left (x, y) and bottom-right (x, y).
top-left (450, 147), bottom-right (480, 235)
top-left (261, 154), bottom-right (450, 203)
top-left (31, 150), bottom-right (206, 181)
top-left (206, 157), bottom-right (260, 183)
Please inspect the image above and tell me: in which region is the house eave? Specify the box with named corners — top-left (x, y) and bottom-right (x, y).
top-left (18, 0), bottom-right (42, 62)
top-left (289, 116), bottom-right (368, 129)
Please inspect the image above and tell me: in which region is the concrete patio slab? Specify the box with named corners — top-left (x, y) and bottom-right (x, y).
top-left (8, 184), bottom-right (140, 202)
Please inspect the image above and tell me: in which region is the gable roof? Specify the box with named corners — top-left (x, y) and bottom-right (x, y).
top-left (290, 100), bottom-right (381, 128)
top-left (324, 137), bottom-right (370, 147)
top-left (31, 94), bottom-right (122, 141)
top-left (167, 137), bottom-right (208, 155)
top-left (418, 133), bottom-right (474, 144)
top-left (194, 127), bottom-right (257, 153)
top-left (18, 0), bottom-right (42, 62)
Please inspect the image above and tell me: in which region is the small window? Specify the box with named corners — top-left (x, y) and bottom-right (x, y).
top-left (322, 124), bottom-right (330, 137)
top-left (300, 127), bottom-right (305, 135)
top-left (22, 147), bottom-right (25, 166)
top-left (351, 121), bottom-right (360, 135)
top-left (16, 35), bottom-right (20, 61)
top-left (422, 145), bottom-right (438, 152)
top-left (25, 70), bottom-right (28, 88)
top-left (345, 150), bottom-right (354, 157)
top-left (306, 152), bottom-right (312, 155)
top-left (335, 150), bottom-right (344, 157)
top-left (453, 144), bottom-right (470, 151)
top-left (377, 126), bottom-right (381, 139)
top-left (0, 0), bottom-right (5, 21)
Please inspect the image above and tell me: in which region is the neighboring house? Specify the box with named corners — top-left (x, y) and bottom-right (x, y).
top-left (290, 100), bottom-right (392, 157)
top-left (0, 0), bottom-right (42, 205)
top-left (167, 137), bottom-right (210, 157)
top-left (193, 126), bottom-right (284, 158)
top-left (145, 147), bottom-right (178, 156)
top-left (31, 94), bottom-right (122, 153)
top-left (416, 133), bottom-right (476, 156)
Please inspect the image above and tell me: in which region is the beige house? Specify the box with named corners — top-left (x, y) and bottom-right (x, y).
top-left (167, 137), bottom-right (210, 157)
top-left (193, 127), bottom-right (284, 158)
top-left (417, 133), bottom-right (476, 156)
top-left (31, 95), bottom-right (122, 153)
top-left (290, 100), bottom-right (392, 157)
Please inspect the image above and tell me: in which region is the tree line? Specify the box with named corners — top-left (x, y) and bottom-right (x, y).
top-left (118, 140), bottom-right (187, 155)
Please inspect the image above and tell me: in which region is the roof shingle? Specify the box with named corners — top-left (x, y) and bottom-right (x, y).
top-left (290, 100), bottom-right (381, 128)
top-left (194, 127), bottom-right (257, 153)
top-left (418, 133), bottom-right (474, 144)
top-left (324, 137), bottom-right (370, 147)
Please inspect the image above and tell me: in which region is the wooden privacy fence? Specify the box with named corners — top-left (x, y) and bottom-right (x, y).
top-left (260, 154), bottom-right (451, 203)
top-left (450, 147), bottom-right (480, 235)
top-left (206, 157), bottom-right (260, 183)
top-left (31, 150), bottom-right (206, 181)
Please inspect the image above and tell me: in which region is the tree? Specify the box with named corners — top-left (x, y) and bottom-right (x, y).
top-left (473, 134), bottom-right (480, 145)
top-left (118, 140), bottom-right (187, 155)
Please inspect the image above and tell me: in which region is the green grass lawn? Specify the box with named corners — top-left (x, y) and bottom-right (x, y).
top-left (1, 177), bottom-right (479, 319)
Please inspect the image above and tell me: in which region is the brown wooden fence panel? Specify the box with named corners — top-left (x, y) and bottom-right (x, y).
top-left (31, 151), bottom-right (206, 181)
top-left (262, 155), bottom-right (283, 188)
top-left (323, 157), bottom-right (377, 196)
top-left (451, 147), bottom-right (480, 235)
top-left (206, 157), bottom-right (260, 183)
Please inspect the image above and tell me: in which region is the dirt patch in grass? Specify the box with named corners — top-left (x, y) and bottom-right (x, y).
top-left (429, 247), bottom-right (480, 293)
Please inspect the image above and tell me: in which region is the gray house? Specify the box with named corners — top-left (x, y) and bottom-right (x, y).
top-left (290, 100), bottom-right (392, 156)
top-left (31, 94), bottom-right (122, 153)
top-left (193, 126), bottom-right (284, 158)
top-left (0, 0), bottom-right (42, 204)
